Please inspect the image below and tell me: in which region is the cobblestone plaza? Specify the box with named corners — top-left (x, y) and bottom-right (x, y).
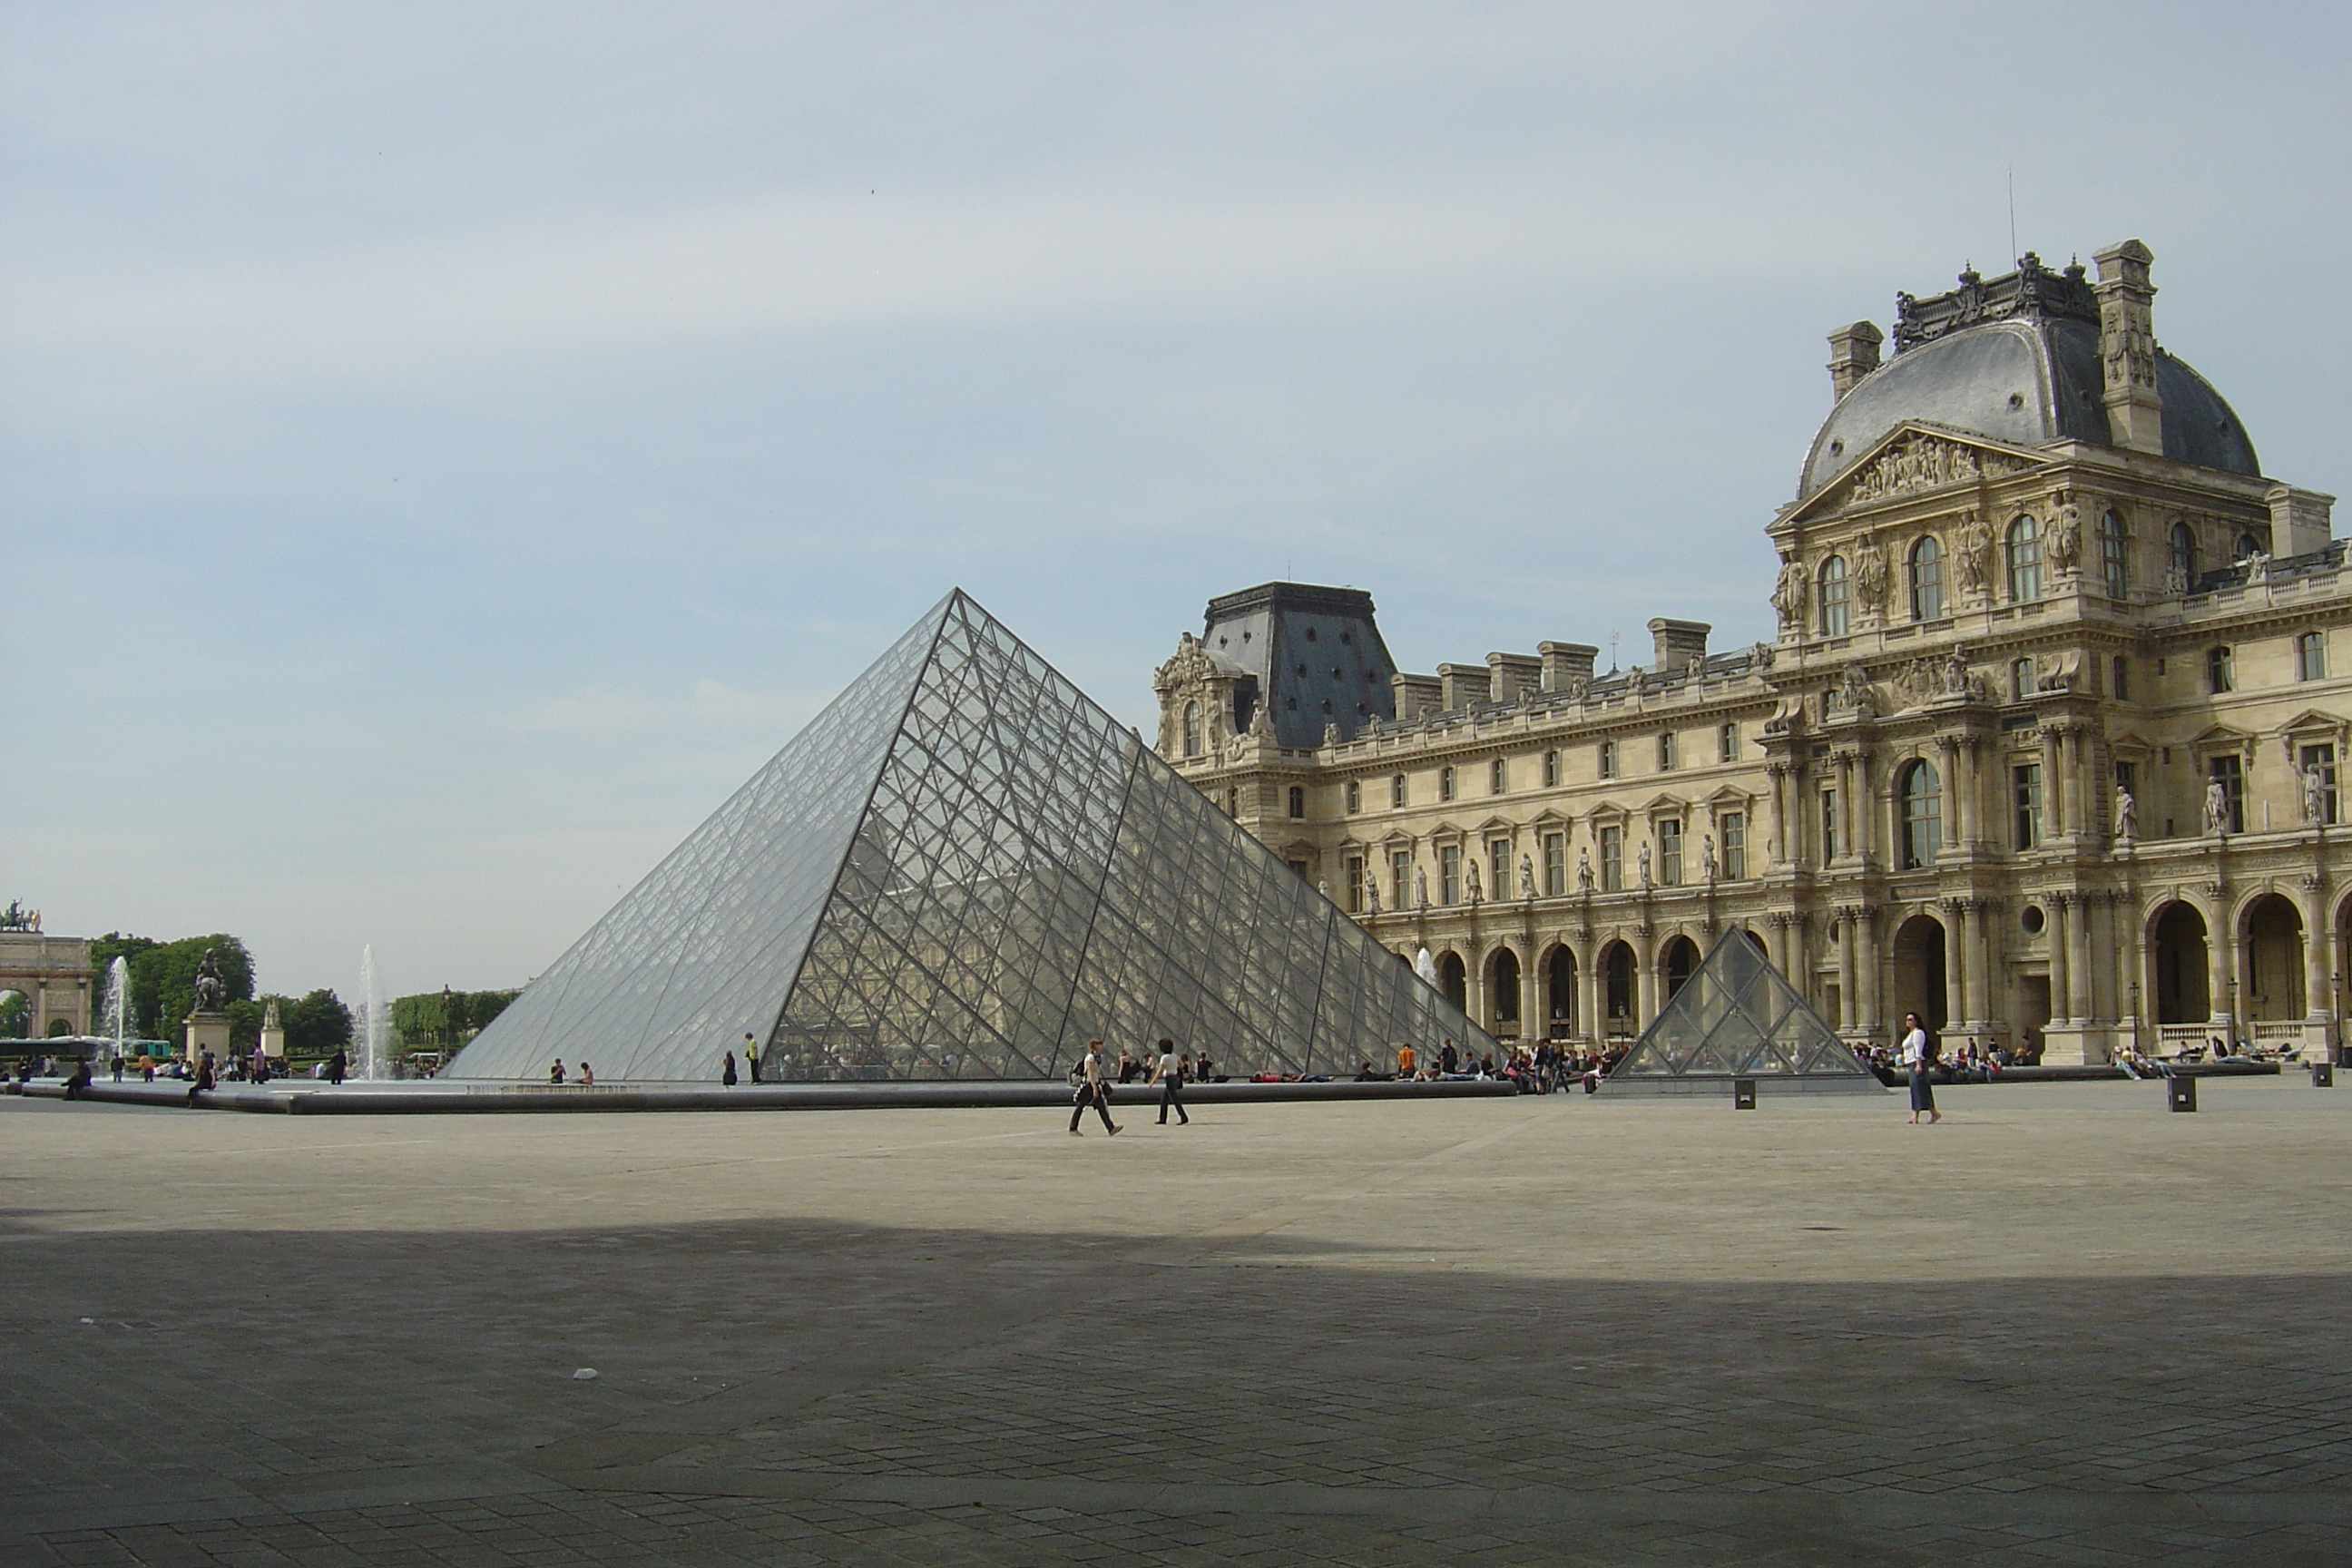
top-left (5, 1082), bottom-right (2347, 1565)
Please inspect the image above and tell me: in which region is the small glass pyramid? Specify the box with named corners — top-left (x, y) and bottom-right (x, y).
top-left (1607, 930), bottom-right (1882, 1093)
top-left (448, 590), bottom-right (1494, 1083)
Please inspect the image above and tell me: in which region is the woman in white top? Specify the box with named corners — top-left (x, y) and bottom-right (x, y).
top-left (1901, 1012), bottom-right (1940, 1124)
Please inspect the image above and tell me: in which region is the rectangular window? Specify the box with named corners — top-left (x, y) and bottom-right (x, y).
top-left (2209, 645), bottom-right (2234, 693)
top-left (2014, 762), bottom-right (2043, 849)
top-left (1658, 732), bottom-right (1677, 771)
top-left (2208, 754), bottom-right (2245, 835)
top-left (1287, 785), bottom-right (1305, 819)
top-left (1390, 849), bottom-right (1412, 909)
top-left (2114, 760), bottom-right (2137, 805)
top-left (1598, 740), bottom-right (1617, 779)
top-left (1439, 844), bottom-right (1462, 905)
top-left (1439, 767), bottom-right (1455, 802)
top-left (1489, 838), bottom-right (1512, 898)
top-left (1542, 750), bottom-right (1560, 788)
top-left (2301, 744), bottom-right (2339, 826)
top-left (1600, 825), bottom-right (1623, 892)
top-left (1490, 758), bottom-right (1507, 794)
top-left (1285, 858), bottom-right (1309, 881)
top-left (2298, 631), bottom-right (2328, 682)
top-left (1719, 723), bottom-right (1738, 763)
top-left (1390, 773), bottom-right (1406, 809)
top-left (1346, 779), bottom-right (1361, 814)
top-left (2112, 656), bottom-right (2130, 701)
top-left (1658, 818), bottom-right (1682, 886)
top-left (1344, 854), bottom-right (1365, 913)
top-left (1819, 789), bottom-right (1840, 863)
top-left (1542, 831), bottom-right (1566, 897)
top-left (1720, 812), bottom-right (1746, 879)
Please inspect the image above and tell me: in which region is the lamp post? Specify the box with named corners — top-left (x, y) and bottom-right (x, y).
top-left (2129, 978), bottom-right (2141, 1061)
top-left (2227, 975), bottom-right (2239, 1051)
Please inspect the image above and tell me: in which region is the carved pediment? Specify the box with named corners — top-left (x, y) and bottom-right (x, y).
top-left (1836, 431), bottom-right (2034, 507)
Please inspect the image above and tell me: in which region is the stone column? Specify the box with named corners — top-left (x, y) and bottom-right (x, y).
top-left (1579, 942), bottom-right (1602, 1044)
top-left (1765, 762), bottom-right (1789, 867)
top-left (1636, 939), bottom-right (1659, 1029)
top-left (1836, 752), bottom-right (1857, 864)
top-left (1835, 910), bottom-right (1857, 1031)
top-left (1936, 736), bottom-right (1962, 852)
top-left (2041, 727), bottom-right (2067, 838)
top-left (2208, 898), bottom-right (2237, 1035)
top-left (2049, 896), bottom-right (2073, 1026)
top-left (1944, 898), bottom-right (1971, 1032)
top-left (2066, 892), bottom-right (2094, 1024)
top-left (1520, 946), bottom-right (1541, 1042)
top-left (2304, 881), bottom-right (2332, 1035)
top-left (1955, 738), bottom-right (1982, 848)
top-left (1973, 898), bottom-right (2001, 1038)
top-left (1857, 906), bottom-right (1882, 1038)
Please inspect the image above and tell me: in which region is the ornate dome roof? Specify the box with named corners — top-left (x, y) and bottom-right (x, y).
top-left (1799, 257), bottom-right (2259, 499)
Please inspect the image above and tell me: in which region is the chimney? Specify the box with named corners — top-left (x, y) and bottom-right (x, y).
top-left (1826, 321), bottom-right (1883, 400)
top-left (1486, 652), bottom-right (1544, 703)
top-left (1436, 662), bottom-right (1486, 711)
top-left (1391, 672), bottom-right (1442, 721)
top-left (2092, 239), bottom-right (2164, 455)
top-left (1538, 641), bottom-right (1598, 692)
top-left (1649, 618), bottom-right (1711, 674)
top-left (2267, 485), bottom-right (2337, 559)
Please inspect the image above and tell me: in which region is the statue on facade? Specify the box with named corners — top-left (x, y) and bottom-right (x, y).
top-left (1576, 846), bottom-right (1594, 893)
top-left (1838, 662), bottom-right (1876, 717)
top-left (1414, 865), bottom-right (1429, 908)
top-left (1637, 842), bottom-right (1652, 887)
top-left (1770, 557), bottom-right (1808, 627)
top-left (2305, 766), bottom-right (2329, 826)
top-left (1247, 703), bottom-right (1276, 743)
top-left (1362, 868), bottom-right (1381, 915)
top-left (1852, 541), bottom-right (1889, 611)
top-left (2048, 503), bottom-right (2084, 575)
top-left (1942, 647), bottom-right (1972, 698)
top-left (2203, 778), bottom-right (2230, 837)
top-left (1321, 721), bottom-right (1341, 747)
top-left (2113, 787), bottom-right (2137, 844)
top-left (1465, 861), bottom-right (1484, 905)
top-left (1702, 834), bottom-right (1718, 881)
top-left (191, 949), bottom-right (226, 1013)
top-left (1317, 877), bottom-right (1329, 901)
top-left (1954, 515), bottom-right (1994, 593)
top-left (1517, 854), bottom-right (1536, 901)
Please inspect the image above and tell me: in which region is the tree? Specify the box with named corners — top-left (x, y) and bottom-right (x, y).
top-left (126, 936), bottom-right (254, 1037)
top-left (0, 990), bottom-right (27, 1037)
top-left (280, 989), bottom-right (353, 1058)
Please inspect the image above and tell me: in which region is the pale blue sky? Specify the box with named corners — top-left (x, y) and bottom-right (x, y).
top-left (5, 2), bottom-right (2347, 999)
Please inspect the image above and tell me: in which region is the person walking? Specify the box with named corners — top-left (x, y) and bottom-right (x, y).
top-left (1150, 1037), bottom-right (1189, 1126)
top-left (110, 1054), bottom-right (124, 1083)
top-left (1902, 1012), bottom-right (1940, 1124)
top-left (743, 1032), bottom-right (761, 1083)
top-left (721, 1051), bottom-right (739, 1087)
top-left (1068, 1038), bottom-right (1120, 1136)
top-left (328, 1046), bottom-right (348, 1085)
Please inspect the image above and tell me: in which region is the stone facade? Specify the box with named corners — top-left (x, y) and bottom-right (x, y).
top-left (1155, 241), bottom-right (2350, 1065)
top-left (0, 929), bottom-right (93, 1038)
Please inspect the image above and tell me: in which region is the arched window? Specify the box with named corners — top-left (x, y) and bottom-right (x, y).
top-left (1899, 760), bottom-right (1942, 869)
top-left (2170, 521), bottom-right (2198, 585)
top-left (1908, 535), bottom-right (1944, 622)
top-left (2006, 514), bottom-right (2043, 603)
top-left (2237, 532), bottom-right (2264, 561)
top-left (1181, 701), bottom-right (1200, 757)
top-left (2099, 510), bottom-right (2129, 600)
top-left (1818, 555), bottom-right (1850, 637)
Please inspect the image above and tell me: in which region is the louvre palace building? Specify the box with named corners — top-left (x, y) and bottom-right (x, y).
top-left (1153, 240), bottom-right (2350, 1065)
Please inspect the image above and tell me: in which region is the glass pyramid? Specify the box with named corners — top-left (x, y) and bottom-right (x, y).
top-left (447, 590), bottom-right (1494, 1083)
top-left (1607, 930), bottom-right (1881, 1091)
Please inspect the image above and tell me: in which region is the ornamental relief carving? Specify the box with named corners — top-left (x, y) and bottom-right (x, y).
top-left (1836, 433), bottom-right (2029, 507)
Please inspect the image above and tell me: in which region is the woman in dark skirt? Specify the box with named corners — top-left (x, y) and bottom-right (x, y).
top-left (1901, 1011), bottom-right (1940, 1124)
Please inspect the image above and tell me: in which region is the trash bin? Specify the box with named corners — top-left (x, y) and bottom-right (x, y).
top-left (2311, 1063), bottom-right (2334, 1088)
top-left (2168, 1074), bottom-right (2198, 1112)
top-left (1733, 1079), bottom-right (1757, 1110)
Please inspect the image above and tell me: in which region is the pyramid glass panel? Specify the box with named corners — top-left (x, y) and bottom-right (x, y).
top-left (1607, 931), bottom-right (1878, 1091)
top-left (450, 590), bottom-right (1495, 1082)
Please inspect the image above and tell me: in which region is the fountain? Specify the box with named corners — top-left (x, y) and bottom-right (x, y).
top-left (358, 945), bottom-right (390, 1081)
top-left (98, 956), bottom-right (131, 1062)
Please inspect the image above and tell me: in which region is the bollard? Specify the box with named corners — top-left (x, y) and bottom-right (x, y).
top-left (2168, 1074), bottom-right (2198, 1112)
top-left (2312, 1063), bottom-right (2334, 1088)
top-left (1733, 1079), bottom-right (1757, 1110)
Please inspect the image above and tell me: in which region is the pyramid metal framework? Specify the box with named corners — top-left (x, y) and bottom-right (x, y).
top-left (1606, 930), bottom-right (1881, 1091)
top-left (447, 591), bottom-right (1494, 1083)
